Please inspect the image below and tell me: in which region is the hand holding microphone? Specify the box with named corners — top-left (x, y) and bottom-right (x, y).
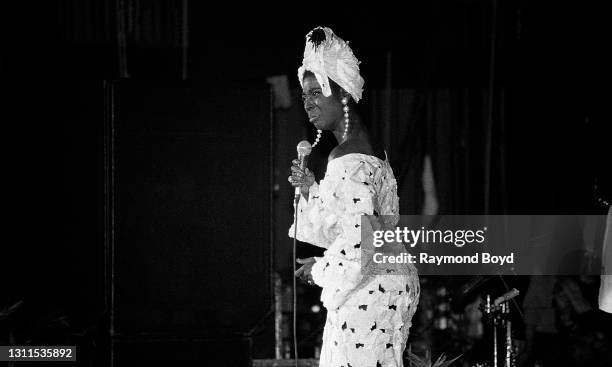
top-left (288, 140), bottom-right (314, 199)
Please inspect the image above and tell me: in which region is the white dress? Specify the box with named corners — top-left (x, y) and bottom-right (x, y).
top-left (290, 153), bottom-right (420, 367)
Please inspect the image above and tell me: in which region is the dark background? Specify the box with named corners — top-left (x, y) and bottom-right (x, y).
top-left (2, 1), bottom-right (610, 366)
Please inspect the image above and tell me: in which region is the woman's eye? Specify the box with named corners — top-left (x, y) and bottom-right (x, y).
top-left (302, 91), bottom-right (321, 101)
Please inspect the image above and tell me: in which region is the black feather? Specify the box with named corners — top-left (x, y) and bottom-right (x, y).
top-left (308, 27), bottom-right (327, 49)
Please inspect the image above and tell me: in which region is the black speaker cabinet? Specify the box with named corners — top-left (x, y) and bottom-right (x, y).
top-left (106, 80), bottom-right (273, 366)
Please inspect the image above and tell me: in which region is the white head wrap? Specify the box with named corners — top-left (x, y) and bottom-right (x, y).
top-left (297, 26), bottom-right (365, 103)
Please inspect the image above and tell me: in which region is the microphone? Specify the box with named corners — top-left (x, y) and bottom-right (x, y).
top-left (494, 288), bottom-right (520, 306)
top-left (295, 140), bottom-right (312, 197)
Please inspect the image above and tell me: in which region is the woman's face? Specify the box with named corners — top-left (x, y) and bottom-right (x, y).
top-left (301, 74), bottom-right (344, 132)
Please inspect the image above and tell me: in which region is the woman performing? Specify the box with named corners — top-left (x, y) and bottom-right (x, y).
top-left (288, 26), bottom-right (420, 367)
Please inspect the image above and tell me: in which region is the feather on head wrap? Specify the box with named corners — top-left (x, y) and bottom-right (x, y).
top-left (297, 26), bottom-right (365, 103)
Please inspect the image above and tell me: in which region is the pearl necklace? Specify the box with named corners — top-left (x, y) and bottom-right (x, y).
top-left (312, 97), bottom-right (350, 148)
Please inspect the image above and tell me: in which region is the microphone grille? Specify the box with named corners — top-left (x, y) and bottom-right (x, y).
top-left (297, 140), bottom-right (312, 156)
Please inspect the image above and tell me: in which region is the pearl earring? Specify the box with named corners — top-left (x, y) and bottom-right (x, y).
top-left (341, 97), bottom-right (350, 141)
top-left (312, 129), bottom-right (322, 148)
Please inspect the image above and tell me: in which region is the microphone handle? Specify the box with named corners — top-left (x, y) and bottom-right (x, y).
top-left (294, 154), bottom-right (308, 197)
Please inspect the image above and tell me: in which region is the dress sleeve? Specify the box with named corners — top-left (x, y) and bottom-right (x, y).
top-left (309, 159), bottom-right (379, 309)
top-left (288, 181), bottom-right (339, 249)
